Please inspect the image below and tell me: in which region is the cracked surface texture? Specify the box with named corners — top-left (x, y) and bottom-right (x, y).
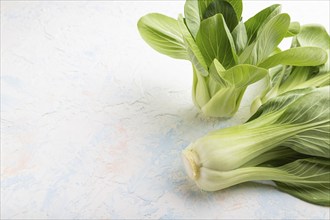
top-left (1, 1), bottom-right (329, 219)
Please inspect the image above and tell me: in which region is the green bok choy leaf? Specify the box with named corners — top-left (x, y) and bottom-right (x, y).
top-left (251, 24), bottom-right (330, 114)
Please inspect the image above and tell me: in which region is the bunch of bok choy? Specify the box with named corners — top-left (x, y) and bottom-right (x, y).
top-left (137, 0), bottom-right (328, 117)
top-left (182, 86), bottom-right (330, 206)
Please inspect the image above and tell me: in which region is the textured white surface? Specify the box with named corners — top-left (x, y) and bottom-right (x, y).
top-left (1, 1), bottom-right (330, 219)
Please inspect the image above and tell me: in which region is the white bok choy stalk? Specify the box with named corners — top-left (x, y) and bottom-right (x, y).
top-left (182, 86), bottom-right (330, 206)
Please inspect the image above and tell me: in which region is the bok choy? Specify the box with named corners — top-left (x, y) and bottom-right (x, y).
top-left (251, 24), bottom-right (330, 113)
top-left (137, 0), bottom-right (328, 117)
top-left (182, 86), bottom-right (330, 206)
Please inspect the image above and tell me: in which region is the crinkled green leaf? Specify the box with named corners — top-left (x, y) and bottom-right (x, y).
top-left (258, 47), bottom-right (328, 69)
top-left (295, 72), bottom-right (330, 89)
top-left (196, 13), bottom-right (238, 69)
top-left (203, 0), bottom-right (238, 31)
top-left (277, 67), bottom-right (329, 95)
top-left (253, 25), bottom-right (330, 111)
top-left (137, 13), bottom-right (188, 60)
top-left (184, 0), bottom-right (200, 38)
top-left (238, 41), bottom-right (255, 64)
top-left (184, 0), bottom-right (243, 37)
top-left (320, 49), bottom-right (330, 73)
top-left (240, 13), bottom-right (290, 65)
top-left (296, 25), bottom-right (330, 73)
top-left (269, 65), bottom-right (288, 87)
top-left (275, 157), bottom-right (330, 206)
top-left (222, 65), bottom-right (268, 88)
top-left (249, 87), bottom-right (330, 157)
top-left (245, 4), bottom-right (281, 45)
top-left (248, 87), bottom-right (314, 122)
top-left (198, 0), bottom-right (214, 19)
top-left (285, 22), bottom-right (300, 37)
top-left (296, 24), bottom-right (330, 49)
top-left (232, 21), bottom-right (247, 55)
top-left (277, 67), bottom-right (311, 93)
top-left (210, 60), bottom-right (268, 88)
top-left (269, 47), bottom-right (282, 56)
top-left (242, 147), bottom-right (304, 168)
top-left (276, 89), bottom-right (330, 158)
top-left (225, 0), bottom-right (243, 21)
top-left (245, 13), bottom-right (290, 65)
top-left (203, 60), bottom-right (267, 117)
top-left (198, 0), bottom-right (242, 20)
top-left (276, 87), bottom-right (329, 125)
top-left (177, 15), bottom-right (208, 76)
top-left (209, 59), bottom-right (229, 88)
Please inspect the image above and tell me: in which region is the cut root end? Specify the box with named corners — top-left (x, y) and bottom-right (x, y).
top-left (182, 148), bottom-right (200, 180)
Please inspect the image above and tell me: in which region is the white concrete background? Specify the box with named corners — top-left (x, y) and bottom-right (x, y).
top-left (1, 1), bottom-right (329, 219)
